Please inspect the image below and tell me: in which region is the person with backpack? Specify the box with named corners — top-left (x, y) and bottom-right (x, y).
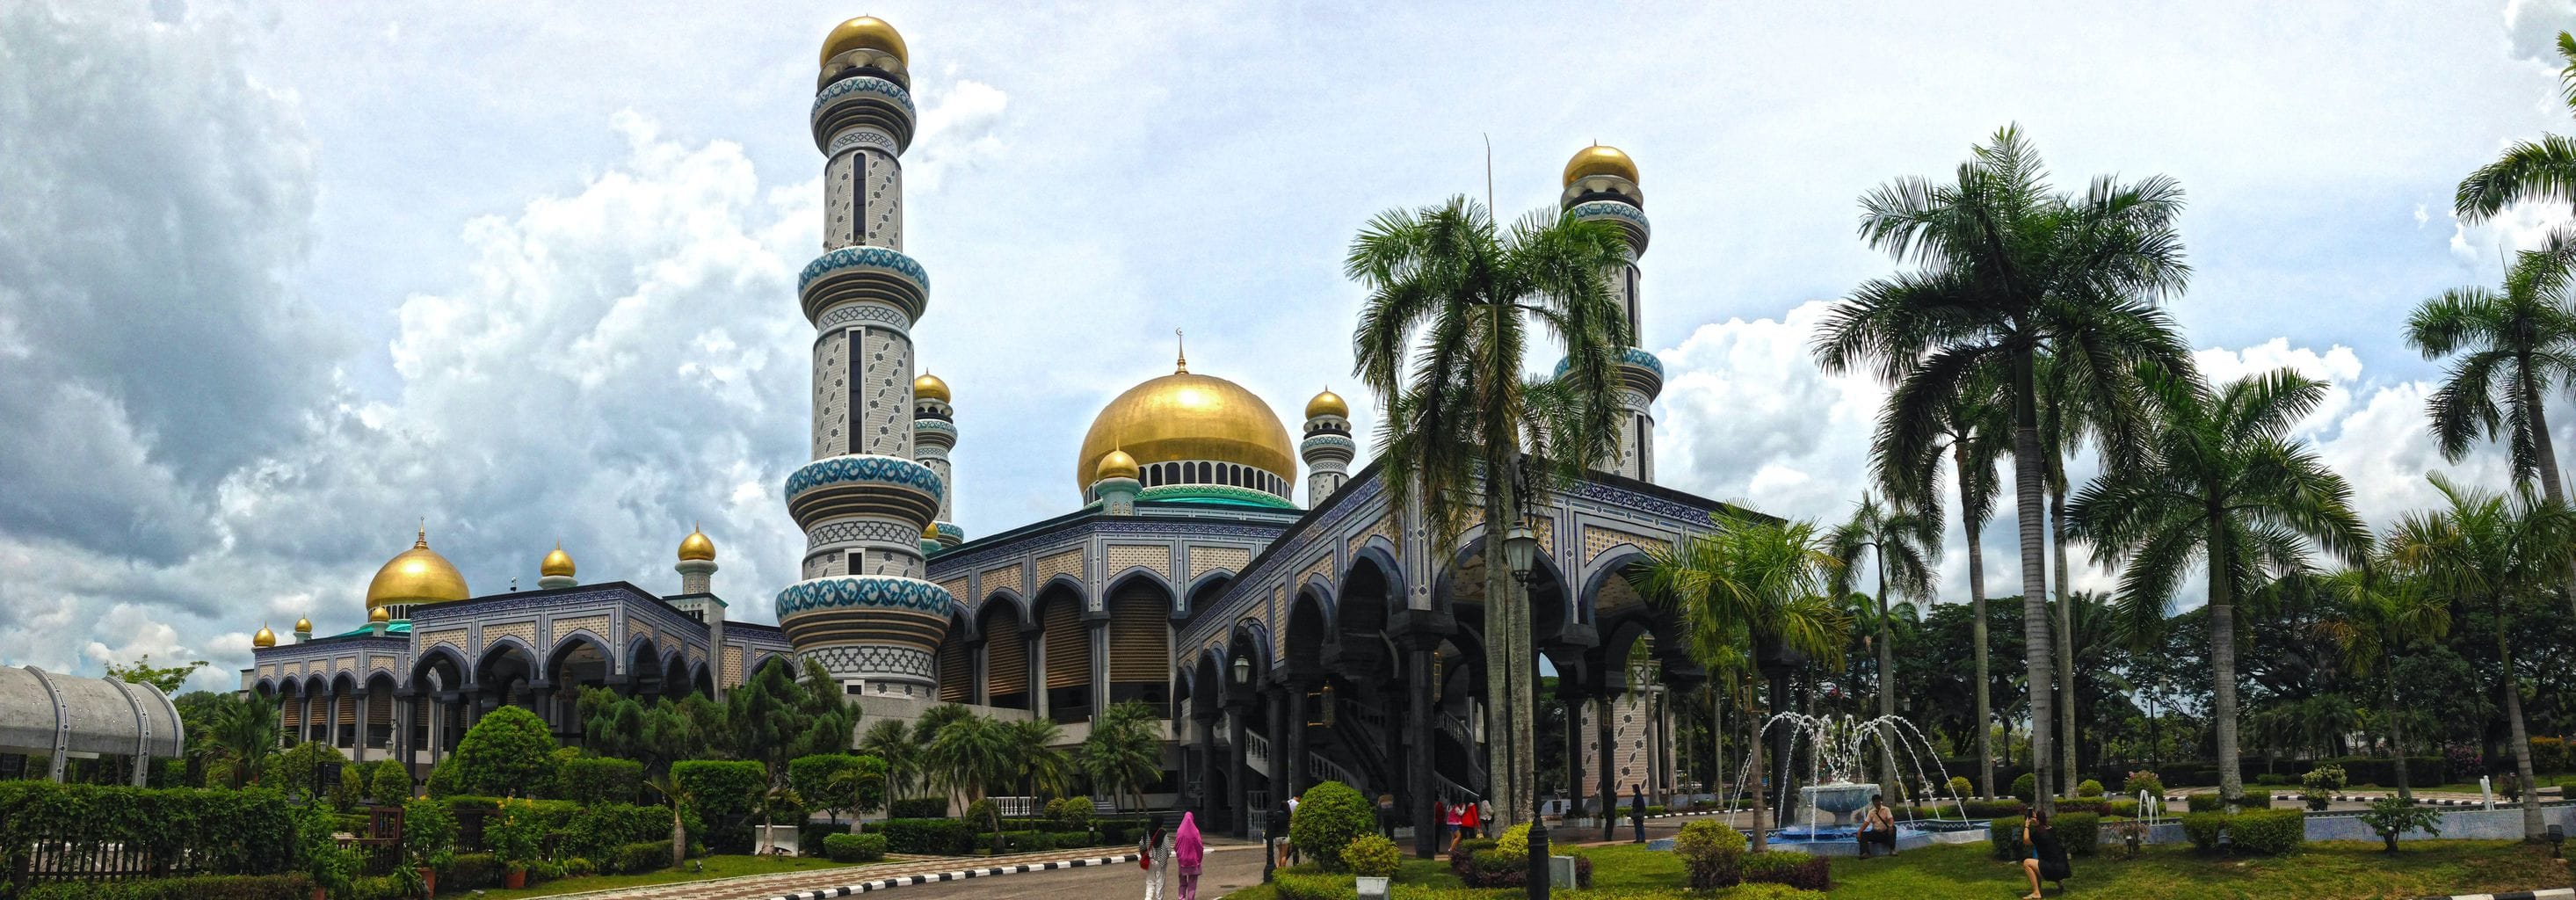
top-left (1139, 813), bottom-right (1170, 900)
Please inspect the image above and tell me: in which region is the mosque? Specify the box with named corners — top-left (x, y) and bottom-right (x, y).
top-left (243, 16), bottom-right (1729, 851)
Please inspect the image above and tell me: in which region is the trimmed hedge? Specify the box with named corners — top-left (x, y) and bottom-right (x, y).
top-left (610, 840), bottom-right (673, 875)
top-left (18, 874), bottom-right (316, 900)
top-left (1961, 798), bottom-right (2024, 818)
top-left (439, 852), bottom-right (505, 890)
top-left (881, 817), bottom-right (974, 855)
top-left (2181, 813), bottom-right (2226, 852)
top-left (0, 781), bottom-right (297, 878)
top-left (824, 832), bottom-right (889, 862)
top-left (558, 757), bottom-right (644, 805)
top-left (1986, 818), bottom-right (2024, 860)
top-left (1739, 851), bottom-right (1829, 890)
top-left (2228, 809), bottom-right (2305, 855)
top-left (2054, 812), bottom-right (2099, 858)
top-left (671, 759), bottom-right (766, 853)
top-left (889, 796), bottom-right (948, 818)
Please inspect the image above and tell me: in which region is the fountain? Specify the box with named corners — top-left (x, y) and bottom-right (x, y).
top-left (1718, 713), bottom-right (1983, 855)
top-left (1800, 782), bottom-right (1877, 825)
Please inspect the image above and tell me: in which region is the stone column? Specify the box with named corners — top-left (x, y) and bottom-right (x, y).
top-left (1266, 686), bottom-right (1288, 804)
top-left (1564, 688), bottom-right (1586, 822)
top-left (1227, 704), bottom-right (1251, 839)
top-left (1597, 691), bottom-right (1618, 843)
top-left (354, 690), bottom-right (372, 762)
top-left (1284, 678), bottom-right (1311, 798)
top-left (1194, 710), bottom-right (1219, 826)
top-left (1390, 615), bottom-right (1449, 859)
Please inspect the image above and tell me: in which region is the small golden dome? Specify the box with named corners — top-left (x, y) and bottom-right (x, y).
top-left (914, 372), bottom-right (950, 403)
top-left (921, 521), bottom-right (941, 540)
top-left (1305, 388), bottom-right (1349, 420)
top-left (1095, 448), bottom-right (1142, 483)
top-left (294, 617), bottom-right (312, 634)
top-left (1563, 143), bottom-right (1639, 187)
top-left (678, 526), bottom-right (717, 562)
top-left (1077, 367), bottom-right (1295, 496)
top-left (541, 542), bottom-right (576, 578)
top-left (252, 625), bottom-right (276, 649)
top-left (366, 527), bottom-right (471, 613)
top-left (821, 16), bottom-right (908, 68)
top-left (369, 606), bottom-right (390, 624)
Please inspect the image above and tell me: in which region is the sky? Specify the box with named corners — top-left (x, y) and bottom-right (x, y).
top-left (2, 0), bottom-right (2572, 694)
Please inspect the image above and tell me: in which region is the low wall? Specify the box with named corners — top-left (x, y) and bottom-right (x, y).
top-left (2304, 804), bottom-right (2575, 842)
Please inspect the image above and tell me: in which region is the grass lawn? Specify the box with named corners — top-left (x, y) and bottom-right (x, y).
top-left (459, 853), bottom-right (885, 899)
top-left (1220, 840), bottom-right (2569, 900)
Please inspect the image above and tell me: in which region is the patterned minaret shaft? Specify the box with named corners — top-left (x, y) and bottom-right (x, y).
top-left (912, 373), bottom-right (962, 549)
top-left (1301, 390), bottom-right (1355, 504)
top-left (1560, 146), bottom-right (1660, 483)
top-left (778, 18), bottom-right (954, 690)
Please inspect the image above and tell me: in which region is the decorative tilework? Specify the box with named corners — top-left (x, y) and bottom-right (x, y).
top-left (861, 330), bottom-right (911, 455)
top-left (1297, 552), bottom-right (1334, 591)
top-left (816, 302), bottom-right (911, 333)
top-left (553, 615), bottom-right (610, 645)
top-left (1551, 347), bottom-right (1665, 381)
top-left (722, 646), bottom-right (744, 686)
top-left (483, 621), bottom-right (537, 652)
top-left (825, 151), bottom-right (856, 250)
top-left (937, 576), bottom-right (969, 607)
top-left (911, 418), bottom-right (956, 439)
top-left (860, 149), bottom-right (902, 250)
top-left (774, 575), bottom-right (955, 618)
top-left (1105, 544), bottom-right (1172, 580)
top-left (1347, 513), bottom-right (1398, 556)
top-left (1566, 200), bottom-right (1651, 239)
top-left (809, 75), bottom-right (918, 119)
top-left (419, 628), bottom-right (468, 653)
top-left (1189, 546), bottom-right (1249, 579)
top-left (1034, 548), bottom-right (1084, 586)
top-left (825, 127), bottom-right (898, 157)
top-left (332, 657), bottom-right (352, 674)
top-left (807, 519), bottom-right (920, 547)
top-left (784, 454), bottom-right (944, 502)
top-left (803, 644), bottom-right (933, 680)
top-left (814, 330), bottom-right (847, 458)
top-left (981, 563), bottom-right (1024, 597)
top-left (1583, 525), bottom-right (1668, 562)
top-left (797, 245), bottom-right (929, 294)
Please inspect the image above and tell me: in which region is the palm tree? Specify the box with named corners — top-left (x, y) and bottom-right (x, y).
top-left (926, 713), bottom-right (1018, 846)
top-left (860, 719), bottom-right (920, 802)
top-left (1826, 492), bottom-right (1934, 793)
top-left (2456, 32), bottom-right (2576, 228)
top-left (1009, 718), bottom-right (1074, 800)
top-left (2407, 249), bottom-right (2576, 621)
top-left (1081, 701), bottom-right (1164, 812)
top-left (1814, 126), bottom-right (2195, 810)
top-left (1346, 195), bottom-right (1633, 827)
top-left (2317, 556), bottom-right (2450, 803)
top-left (1642, 516), bottom-right (1852, 853)
top-left (2386, 474), bottom-right (2576, 840)
top-left (2037, 355), bottom-right (2093, 798)
top-left (209, 692), bottom-right (280, 787)
top-left (642, 772), bottom-right (692, 868)
top-left (2066, 367), bottom-right (2369, 811)
top-left (1876, 363), bottom-right (2007, 797)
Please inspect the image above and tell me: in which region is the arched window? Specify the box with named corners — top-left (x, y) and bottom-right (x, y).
top-left (1198, 461), bottom-right (1213, 484)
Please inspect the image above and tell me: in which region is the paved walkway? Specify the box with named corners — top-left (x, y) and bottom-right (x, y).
top-left (561, 844), bottom-right (1269, 900)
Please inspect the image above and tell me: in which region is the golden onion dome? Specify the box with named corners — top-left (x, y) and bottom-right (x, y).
top-left (913, 371), bottom-right (950, 403)
top-left (369, 606), bottom-right (391, 624)
top-left (1305, 388), bottom-right (1349, 420)
top-left (294, 617), bottom-right (312, 634)
top-left (1095, 448), bottom-right (1142, 483)
top-left (1563, 143), bottom-right (1640, 187)
top-left (252, 625), bottom-right (276, 649)
top-left (678, 526), bottom-right (717, 562)
top-left (365, 528), bottom-right (471, 613)
top-left (820, 16), bottom-right (908, 68)
top-left (541, 542), bottom-right (576, 578)
top-left (1077, 365), bottom-right (1294, 496)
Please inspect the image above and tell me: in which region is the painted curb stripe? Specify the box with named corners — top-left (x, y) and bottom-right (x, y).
top-left (2412, 889), bottom-right (2576, 900)
top-left (767, 853), bottom-right (1139, 900)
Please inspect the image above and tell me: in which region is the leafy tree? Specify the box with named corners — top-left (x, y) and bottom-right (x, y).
top-left (199, 691), bottom-right (278, 788)
top-left (2357, 796), bottom-right (2445, 854)
top-left (1643, 516), bottom-right (1851, 851)
top-left (926, 712), bottom-right (1017, 846)
top-left (1346, 194), bottom-right (1633, 827)
top-left (448, 705), bottom-right (560, 797)
top-left (2389, 474), bottom-right (2576, 840)
top-left (2068, 367), bottom-right (2368, 810)
top-left (1815, 125), bottom-right (2194, 810)
top-left (2318, 558), bottom-right (2451, 802)
top-left (790, 753), bottom-right (887, 831)
top-left (269, 740), bottom-right (349, 802)
top-left (1008, 718), bottom-right (1072, 800)
top-left (369, 758), bottom-right (414, 803)
top-left (1080, 701), bottom-right (1164, 811)
top-left (2455, 31), bottom-right (2576, 227)
top-left (106, 655), bottom-right (207, 695)
top-left (2406, 248), bottom-right (2576, 621)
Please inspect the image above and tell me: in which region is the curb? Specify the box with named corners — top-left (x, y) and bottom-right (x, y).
top-left (2409, 889), bottom-right (2574, 900)
top-left (764, 853), bottom-right (1141, 899)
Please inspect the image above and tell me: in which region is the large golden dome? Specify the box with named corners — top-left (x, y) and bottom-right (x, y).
top-left (366, 529), bottom-right (470, 612)
top-left (1077, 367), bottom-right (1294, 497)
top-left (821, 17), bottom-right (908, 67)
top-left (1563, 143), bottom-right (1639, 186)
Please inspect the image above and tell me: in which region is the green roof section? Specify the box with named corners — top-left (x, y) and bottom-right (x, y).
top-left (324, 621), bottom-right (412, 639)
top-left (1136, 484), bottom-right (1298, 509)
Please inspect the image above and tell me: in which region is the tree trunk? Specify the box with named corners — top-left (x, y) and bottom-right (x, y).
top-left (1960, 444), bottom-right (1993, 799)
top-left (1874, 549), bottom-right (1900, 798)
top-left (2010, 353), bottom-right (2056, 814)
top-left (2496, 598), bottom-right (2546, 838)
top-left (2207, 518), bottom-right (2245, 812)
top-left (1482, 480), bottom-right (1529, 829)
top-left (2051, 486), bottom-right (2076, 796)
top-left (2518, 371), bottom-right (2576, 623)
top-left (1748, 674), bottom-right (1768, 853)
top-left (2385, 650), bottom-right (2413, 804)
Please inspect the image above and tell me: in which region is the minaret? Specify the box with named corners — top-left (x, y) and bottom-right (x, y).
top-left (780, 16), bottom-right (952, 693)
top-left (293, 617), bottom-right (312, 643)
top-left (1091, 449), bottom-right (1142, 515)
top-left (911, 372), bottom-right (962, 550)
top-left (1301, 389), bottom-right (1354, 504)
top-left (539, 543), bottom-right (577, 590)
top-left (672, 526), bottom-right (726, 696)
top-left (1560, 144), bottom-right (1661, 483)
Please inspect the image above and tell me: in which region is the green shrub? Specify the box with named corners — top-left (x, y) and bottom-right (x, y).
top-left (485, 800), bottom-right (546, 867)
top-left (2053, 812), bottom-right (2099, 857)
top-left (2074, 779), bottom-right (2104, 798)
top-left (447, 706), bottom-right (560, 798)
top-left (1273, 871), bottom-right (1352, 900)
top-left (1046, 829), bottom-right (1092, 847)
top-left (824, 831), bottom-right (889, 861)
top-left (2533, 736), bottom-right (2570, 774)
top-left (366, 761), bottom-right (411, 804)
top-left (2253, 773), bottom-right (2293, 787)
top-left (2055, 798), bottom-right (2108, 815)
top-left (558, 756), bottom-right (644, 805)
top-left (2228, 809), bottom-right (2304, 855)
top-left (2122, 771), bottom-right (2165, 798)
top-left (1674, 817), bottom-right (1747, 889)
top-left (1962, 798), bottom-right (2024, 818)
top-left (2011, 773), bottom-right (2036, 802)
top-left (0, 781), bottom-right (300, 877)
top-left (2181, 812), bottom-right (2225, 851)
top-left (1045, 796), bottom-right (1095, 829)
top-left (1339, 831), bottom-right (1400, 876)
top-left (439, 852), bottom-right (504, 890)
top-left (2559, 776), bottom-right (2576, 792)
top-left (964, 797), bottom-right (998, 827)
top-left (2107, 799), bottom-right (2140, 818)
top-left (401, 797), bottom-right (456, 868)
top-left (2301, 764), bottom-right (2348, 793)
top-left (2186, 793), bottom-right (2222, 813)
top-left (1947, 775), bottom-right (1973, 798)
top-left (1986, 817), bottom-right (2024, 860)
top-left (671, 759), bottom-right (766, 853)
top-left (889, 796), bottom-right (948, 818)
top-left (1288, 780), bottom-right (1375, 872)
top-left (2356, 797), bottom-right (2444, 853)
top-left (2242, 787), bottom-right (2274, 807)
top-left (881, 817), bottom-right (974, 855)
top-left (19, 873), bottom-right (316, 900)
top-left (1739, 851), bottom-right (1829, 890)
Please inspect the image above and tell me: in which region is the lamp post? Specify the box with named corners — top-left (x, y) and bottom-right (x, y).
top-left (1502, 509), bottom-right (1548, 899)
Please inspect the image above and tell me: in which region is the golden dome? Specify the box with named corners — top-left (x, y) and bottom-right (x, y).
top-left (252, 625), bottom-right (276, 649)
top-left (369, 606), bottom-right (391, 624)
top-left (921, 521), bottom-right (941, 540)
top-left (294, 617), bottom-right (312, 634)
top-left (1095, 448), bottom-right (1141, 483)
top-left (678, 526), bottom-right (717, 562)
top-left (913, 372), bottom-right (950, 403)
top-left (1305, 389), bottom-right (1349, 420)
top-left (1077, 367), bottom-right (1294, 495)
top-left (1563, 143), bottom-right (1639, 187)
top-left (365, 528), bottom-right (471, 613)
top-left (821, 17), bottom-right (908, 68)
top-left (541, 542), bottom-right (576, 578)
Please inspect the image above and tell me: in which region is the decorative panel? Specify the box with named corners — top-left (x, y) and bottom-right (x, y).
top-left (419, 628), bottom-right (468, 652)
top-left (1034, 548), bottom-right (1084, 586)
top-left (483, 621), bottom-right (537, 651)
top-left (825, 150), bottom-right (856, 249)
top-left (1190, 546), bottom-right (1249, 579)
top-left (722, 646), bottom-right (745, 687)
top-left (1106, 544), bottom-right (1172, 580)
top-left (982, 563), bottom-right (1024, 597)
top-left (860, 149), bottom-right (903, 250)
top-left (938, 576), bottom-right (969, 607)
top-left (554, 614), bottom-right (610, 643)
top-left (814, 330), bottom-right (848, 459)
top-left (1582, 525), bottom-right (1667, 563)
top-left (1347, 514), bottom-right (1398, 556)
top-left (860, 328), bottom-right (911, 456)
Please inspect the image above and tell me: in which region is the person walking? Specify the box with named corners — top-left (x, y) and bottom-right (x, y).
top-left (1462, 796), bottom-right (1483, 841)
top-left (1441, 799), bottom-right (1460, 853)
top-left (1376, 792), bottom-right (1397, 839)
top-left (1282, 798), bottom-right (1302, 865)
top-left (1173, 812), bottom-right (1205, 900)
top-left (1267, 801), bottom-right (1294, 869)
top-left (1629, 784), bottom-right (1647, 843)
top-left (1140, 813), bottom-right (1171, 900)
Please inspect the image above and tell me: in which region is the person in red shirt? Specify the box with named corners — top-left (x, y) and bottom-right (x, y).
top-left (1461, 797), bottom-right (1483, 840)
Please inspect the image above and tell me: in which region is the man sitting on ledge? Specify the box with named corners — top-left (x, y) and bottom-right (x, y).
top-left (1858, 795), bottom-right (1899, 858)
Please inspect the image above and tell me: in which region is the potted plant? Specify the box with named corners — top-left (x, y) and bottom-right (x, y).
top-left (403, 797), bottom-right (457, 897)
top-left (490, 800), bottom-right (543, 889)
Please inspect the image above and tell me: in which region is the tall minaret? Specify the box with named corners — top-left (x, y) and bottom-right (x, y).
top-left (911, 371), bottom-right (962, 550)
top-left (1301, 388), bottom-right (1354, 504)
top-left (1560, 144), bottom-right (1660, 483)
top-left (777, 16), bottom-right (953, 693)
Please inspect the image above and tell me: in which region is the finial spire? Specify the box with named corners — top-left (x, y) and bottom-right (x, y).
top-left (416, 518), bottom-right (428, 548)
top-left (1174, 329), bottom-right (1187, 374)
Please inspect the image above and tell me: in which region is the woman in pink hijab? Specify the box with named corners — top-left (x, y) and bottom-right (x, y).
top-left (1173, 811), bottom-right (1206, 900)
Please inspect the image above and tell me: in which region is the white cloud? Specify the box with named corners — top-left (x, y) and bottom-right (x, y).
top-left (2504, 0), bottom-right (2576, 63)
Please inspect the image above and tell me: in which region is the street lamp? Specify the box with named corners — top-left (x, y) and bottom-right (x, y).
top-left (1502, 524), bottom-right (1541, 587)
top-left (1502, 519), bottom-right (1550, 900)
top-left (1233, 655), bottom-right (1252, 686)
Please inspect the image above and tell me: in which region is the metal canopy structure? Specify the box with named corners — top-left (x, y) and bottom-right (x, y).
top-left (0, 665), bottom-right (184, 786)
